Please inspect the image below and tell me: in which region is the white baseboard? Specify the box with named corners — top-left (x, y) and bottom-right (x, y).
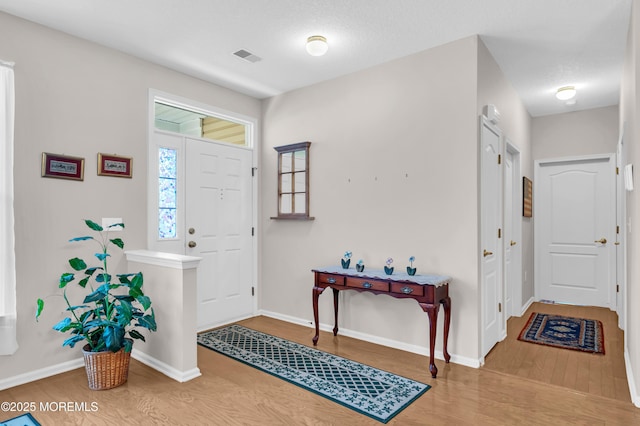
top-left (258, 309), bottom-right (481, 369)
top-left (624, 346), bottom-right (640, 407)
top-left (520, 297), bottom-right (534, 316)
top-left (0, 350), bottom-right (201, 391)
top-left (0, 357), bottom-right (84, 391)
top-left (131, 349), bottom-right (201, 383)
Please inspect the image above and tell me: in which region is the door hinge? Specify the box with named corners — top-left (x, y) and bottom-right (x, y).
top-left (617, 284), bottom-right (619, 293)
top-left (616, 167), bottom-right (619, 175)
top-left (251, 167), bottom-right (257, 177)
top-left (616, 225), bottom-right (620, 234)
top-left (498, 228), bottom-right (502, 239)
top-left (251, 227), bottom-right (255, 236)
top-left (498, 154), bottom-right (502, 165)
top-left (498, 302), bottom-right (502, 313)
top-left (252, 286), bottom-right (255, 296)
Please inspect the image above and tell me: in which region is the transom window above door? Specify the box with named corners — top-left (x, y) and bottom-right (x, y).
top-left (154, 102), bottom-right (248, 147)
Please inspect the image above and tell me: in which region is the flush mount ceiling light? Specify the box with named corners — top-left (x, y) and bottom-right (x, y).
top-left (306, 35), bottom-right (328, 56)
top-left (556, 86), bottom-right (577, 101)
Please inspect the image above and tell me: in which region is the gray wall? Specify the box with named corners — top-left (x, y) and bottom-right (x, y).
top-left (533, 106), bottom-right (619, 160)
top-left (620, 0), bottom-right (640, 406)
top-left (477, 39), bottom-right (534, 309)
top-left (0, 12), bottom-right (261, 381)
top-left (261, 35), bottom-right (533, 363)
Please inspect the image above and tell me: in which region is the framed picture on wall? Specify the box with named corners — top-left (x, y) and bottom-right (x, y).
top-left (523, 176), bottom-right (533, 217)
top-left (98, 153), bottom-right (133, 178)
top-left (41, 152), bottom-right (85, 181)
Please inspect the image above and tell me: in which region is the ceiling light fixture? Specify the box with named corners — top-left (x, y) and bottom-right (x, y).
top-left (306, 35), bottom-right (328, 56)
top-left (556, 86), bottom-right (577, 101)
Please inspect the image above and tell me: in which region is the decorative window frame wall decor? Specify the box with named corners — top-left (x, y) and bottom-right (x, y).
top-left (41, 152), bottom-right (85, 181)
top-left (271, 141), bottom-right (314, 220)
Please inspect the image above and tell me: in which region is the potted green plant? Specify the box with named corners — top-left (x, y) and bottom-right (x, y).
top-left (36, 219), bottom-right (157, 390)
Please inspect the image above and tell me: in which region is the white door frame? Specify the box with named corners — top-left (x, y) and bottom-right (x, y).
top-left (504, 141), bottom-right (523, 318)
top-left (146, 89), bottom-right (259, 318)
top-left (534, 153), bottom-right (616, 308)
top-left (616, 126), bottom-right (627, 330)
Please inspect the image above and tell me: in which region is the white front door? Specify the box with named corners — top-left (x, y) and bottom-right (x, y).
top-left (480, 117), bottom-right (503, 357)
top-left (186, 138), bottom-right (254, 330)
top-left (536, 155), bottom-right (616, 308)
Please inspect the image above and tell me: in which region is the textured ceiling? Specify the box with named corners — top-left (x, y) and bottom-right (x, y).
top-left (0, 0), bottom-right (632, 117)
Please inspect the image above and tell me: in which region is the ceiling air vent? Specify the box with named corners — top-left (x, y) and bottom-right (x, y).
top-left (233, 49), bottom-right (262, 63)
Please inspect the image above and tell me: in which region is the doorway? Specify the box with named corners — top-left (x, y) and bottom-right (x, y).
top-left (480, 116), bottom-right (503, 358)
top-left (147, 91), bottom-right (258, 331)
top-left (186, 138), bottom-right (254, 330)
top-left (535, 155), bottom-right (616, 308)
top-left (504, 141), bottom-right (522, 319)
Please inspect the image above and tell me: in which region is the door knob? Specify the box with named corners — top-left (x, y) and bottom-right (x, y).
top-left (594, 238), bottom-right (607, 244)
top-left (188, 227), bottom-right (195, 235)
top-left (483, 249), bottom-right (493, 257)
top-left (188, 241), bottom-right (197, 248)
top-left (510, 240), bottom-right (517, 246)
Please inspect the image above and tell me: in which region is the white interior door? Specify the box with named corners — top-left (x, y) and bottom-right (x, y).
top-left (480, 117), bottom-right (503, 357)
top-left (536, 155), bottom-right (616, 308)
top-left (615, 137), bottom-right (626, 330)
top-left (186, 138), bottom-right (254, 330)
top-left (504, 151), bottom-right (515, 318)
top-left (504, 143), bottom-right (522, 319)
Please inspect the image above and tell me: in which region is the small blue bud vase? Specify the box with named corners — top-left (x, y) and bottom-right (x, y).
top-left (356, 264), bottom-right (365, 272)
top-left (341, 259), bottom-right (351, 269)
top-left (384, 266), bottom-right (394, 275)
top-left (407, 267), bottom-right (417, 276)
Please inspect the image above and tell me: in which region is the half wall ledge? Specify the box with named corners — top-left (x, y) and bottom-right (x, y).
top-left (125, 250), bottom-right (202, 382)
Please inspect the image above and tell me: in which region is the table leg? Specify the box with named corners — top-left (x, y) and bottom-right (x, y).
top-left (332, 288), bottom-right (339, 336)
top-left (441, 296), bottom-right (451, 363)
top-left (312, 286), bottom-right (325, 345)
top-left (419, 302), bottom-right (440, 378)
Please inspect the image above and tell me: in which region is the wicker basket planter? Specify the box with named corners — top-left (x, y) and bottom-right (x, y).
top-left (82, 343), bottom-right (131, 390)
top-left (36, 220), bottom-right (156, 391)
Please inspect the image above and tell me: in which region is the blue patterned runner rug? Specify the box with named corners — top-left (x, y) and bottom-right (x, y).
top-left (197, 325), bottom-right (430, 423)
top-left (518, 312), bottom-right (605, 354)
top-left (1, 413), bottom-right (41, 426)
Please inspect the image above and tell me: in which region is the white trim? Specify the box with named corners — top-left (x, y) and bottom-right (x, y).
top-left (0, 61), bottom-right (17, 354)
top-left (625, 347), bottom-right (640, 407)
top-left (536, 152), bottom-right (616, 166)
top-left (125, 249), bottom-right (201, 270)
top-left (131, 349), bottom-right (201, 383)
top-left (259, 309), bottom-right (481, 370)
top-left (520, 297), bottom-right (535, 316)
top-left (0, 358), bottom-right (84, 391)
top-left (615, 125), bottom-right (627, 331)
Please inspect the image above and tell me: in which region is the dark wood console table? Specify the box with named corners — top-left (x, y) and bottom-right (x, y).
top-left (312, 266), bottom-right (451, 378)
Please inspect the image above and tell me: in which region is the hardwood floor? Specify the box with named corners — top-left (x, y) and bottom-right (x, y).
top-left (483, 302), bottom-right (631, 402)
top-left (2, 314), bottom-right (639, 425)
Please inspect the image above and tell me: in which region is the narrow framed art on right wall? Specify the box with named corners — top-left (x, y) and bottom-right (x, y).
top-left (523, 176), bottom-right (532, 217)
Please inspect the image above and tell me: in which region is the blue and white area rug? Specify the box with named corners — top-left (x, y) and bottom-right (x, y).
top-left (518, 312), bottom-right (605, 354)
top-left (198, 325), bottom-right (430, 423)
